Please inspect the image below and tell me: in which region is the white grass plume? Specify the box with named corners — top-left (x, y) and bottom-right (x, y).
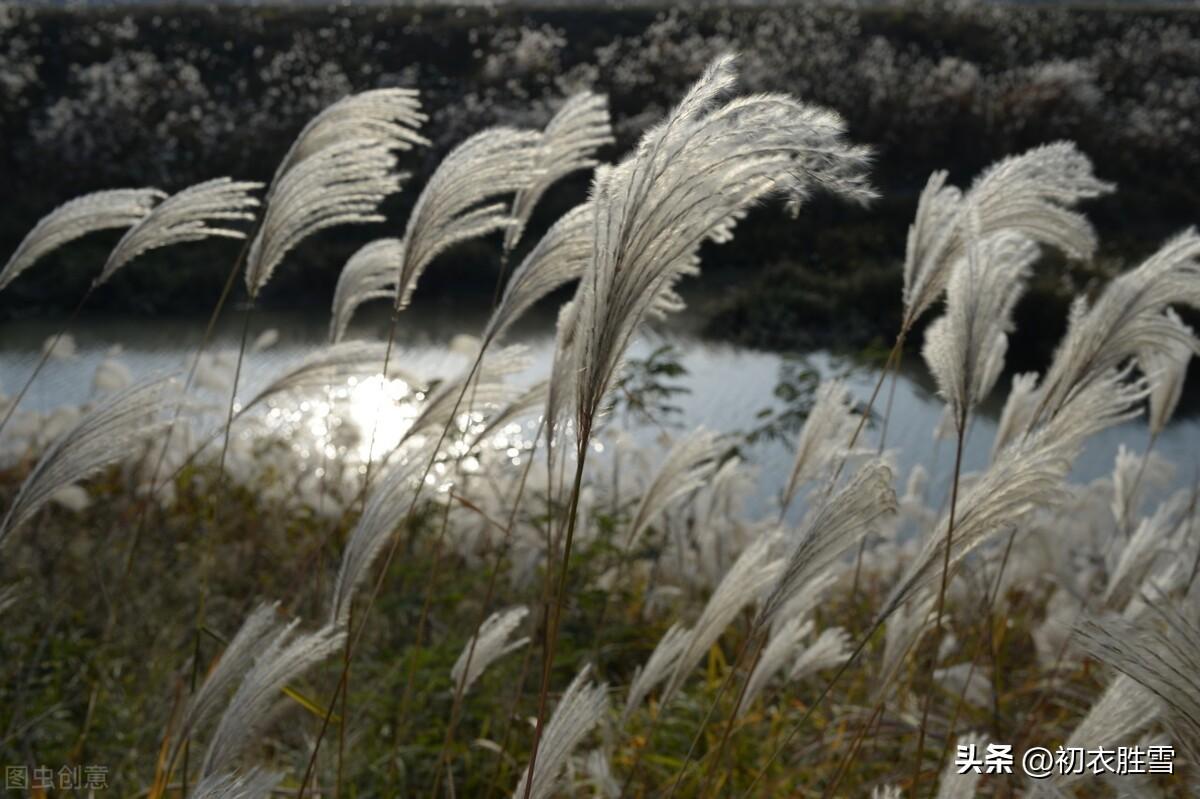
top-left (98, 179), bottom-right (260, 287)
top-left (1036, 229), bottom-right (1200, 425)
top-left (191, 769), bottom-right (281, 799)
top-left (1140, 308), bottom-right (1195, 436)
top-left (937, 732), bottom-right (984, 799)
top-left (622, 622), bottom-right (690, 722)
top-left (1076, 607), bottom-right (1200, 759)
top-left (201, 620), bottom-right (345, 777)
top-left (1106, 492), bottom-right (1188, 606)
top-left (780, 379), bottom-right (860, 512)
top-left (0, 188), bottom-right (164, 291)
top-left (761, 460), bottom-right (897, 628)
top-left (239, 340), bottom-right (423, 415)
top-left (624, 428), bottom-right (724, 552)
top-left (329, 449), bottom-right (430, 626)
top-left (0, 375), bottom-right (173, 546)
top-left (511, 665), bottom-right (608, 799)
top-left (168, 603), bottom-right (282, 771)
top-left (922, 231), bottom-right (1038, 428)
top-left (329, 238), bottom-right (405, 342)
top-left (245, 139), bottom-right (403, 299)
top-left (883, 369), bottom-right (1149, 621)
top-left (902, 142), bottom-right (1111, 330)
top-left (573, 53), bottom-right (874, 434)
top-left (394, 127), bottom-right (543, 312)
top-left (789, 625), bottom-right (852, 681)
top-left (663, 532), bottom-right (782, 704)
top-left (452, 606), bottom-right (530, 695)
top-left (991, 372), bottom-right (1040, 461)
top-left (400, 346), bottom-right (529, 446)
top-left (504, 92), bottom-right (612, 253)
top-left (1059, 674), bottom-right (1159, 778)
top-left (740, 617), bottom-right (813, 713)
top-left (483, 202), bottom-right (593, 345)
top-left (271, 88), bottom-right (428, 192)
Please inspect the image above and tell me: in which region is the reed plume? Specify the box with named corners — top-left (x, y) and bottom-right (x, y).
top-left (0, 375), bottom-right (173, 546)
top-left (624, 428), bottom-right (724, 552)
top-left (1140, 308), bottom-right (1196, 436)
top-left (245, 139), bottom-right (403, 300)
top-left (451, 606), bottom-right (530, 695)
top-left (191, 769), bottom-right (281, 799)
top-left (622, 622), bottom-right (690, 722)
top-left (779, 379), bottom-right (860, 514)
top-left (511, 665), bottom-right (608, 799)
top-left (329, 239), bottom-right (405, 342)
top-left (504, 92), bottom-right (613, 253)
top-left (0, 188), bottom-right (164, 291)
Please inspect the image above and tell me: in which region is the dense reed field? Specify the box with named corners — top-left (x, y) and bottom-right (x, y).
top-left (2, 48), bottom-right (1199, 799)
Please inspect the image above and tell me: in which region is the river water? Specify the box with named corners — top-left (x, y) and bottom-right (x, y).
top-left (2, 304), bottom-right (1197, 519)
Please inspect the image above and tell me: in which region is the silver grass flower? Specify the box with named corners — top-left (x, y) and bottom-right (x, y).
top-left (761, 460), bottom-right (897, 628)
top-left (922, 230), bottom-right (1038, 428)
top-left (191, 769), bottom-right (281, 799)
top-left (465, 381), bottom-right (549, 452)
top-left (1076, 607), bottom-right (1200, 760)
top-left (663, 533), bottom-right (782, 704)
top-left (873, 786), bottom-right (903, 799)
top-left (884, 370), bottom-right (1149, 621)
top-left (98, 179), bottom-right (260, 287)
top-left (394, 127), bottom-right (544, 312)
top-left (201, 620), bottom-right (345, 777)
top-left (879, 594), bottom-right (935, 690)
top-left (1140, 308), bottom-right (1196, 436)
top-left (937, 732), bottom-right (984, 799)
top-left (511, 665), bottom-right (608, 799)
top-left (624, 428), bottom-right (724, 552)
top-left (990, 372), bottom-right (1040, 461)
top-left (1106, 492), bottom-right (1188, 606)
top-left (902, 142), bottom-right (1112, 330)
top-left (740, 617), bottom-right (814, 713)
top-left (0, 375), bottom-right (173, 546)
top-left (451, 606), bottom-right (530, 695)
top-left (329, 449), bottom-right (431, 626)
top-left (239, 341), bottom-right (424, 415)
top-left (1057, 675), bottom-right (1158, 783)
top-left (504, 92), bottom-right (613, 253)
top-left (788, 626), bottom-right (852, 681)
top-left (168, 603), bottom-right (282, 771)
top-left (573, 53), bottom-right (874, 435)
top-left (780, 379), bottom-right (860, 512)
top-left (1110, 445), bottom-right (1173, 534)
top-left (270, 88), bottom-right (428, 193)
top-left (329, 238), bottom-right (406, 342)
top-left (1036, 229), bottom-right (1200, 426)
top-left (483, 202), bottom-right (593, 345)
top-left (934, 663), bottom-right (992, 708)
top-left (245, 139), bottom-right (403, 299)
top-left (622, 622), bottom-right (690, 722)
top-left (767, 568), bottom-right (838, 637)
top-left (400, 346), bottom-right (529, 446)
top-left (0, 188), bottom-right (164, 291)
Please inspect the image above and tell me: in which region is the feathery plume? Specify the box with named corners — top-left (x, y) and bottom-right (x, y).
top-left (1076, 607), bottom-right (1200, 759)
top-left (902, 142), bottom-right (1112, 330)
top-left (573, 52), bottom-right (874, 434)
top-left (922, 231), bottom-right (1038, 428)
top-left (664, 533), bottom-right (782, 703)
top-left (780, 379), bottom-right (860, 512)
top-left (1140, 308), bottom-right (1196, 436)
top-left (98, 179), bottom-right (260, 287)
top-left (625, 428), bottom-right (724, 552)
top-left (1106, 493), bottom-right (1188, 606)
top-left (394, 127), bottom-right (544, 312)
top-left (511, 665), bottom-right (608, 799)
top-left (245, 139), bottom-right (403, 299)
top-left (191, 769), bottom-right (281, 799)
top-left (991, 372), bottom-right (1040, 461)
top-left (504, 92), bottom-right (612, 253)
top-left (761, 460), bottom-right (897, 628)
top-left (451, 606), bottom-right (530, 695)
top-left (271, 88), bottom-right (428, 191)
top-left (484, 202), bottom-right (593, 345)
top-left (0, 376), bottom-right (173, 546)
top-left (329, 238), bottom-right (406, 342)
top-left (329, 450), bottom-right (430, 626)
top-left (623, 622), bottom-right (690, 722)
top-left (1060, 675), bottom-right (1159, 775)
top-left (201, 621), bottom-right (345, 777)
top-left (740, 617), bottom-right (814, 713)
top-left (1036, 229), bottom-right (1200, 426)
top-left (788, 626), bottom-right (852, 681)
top-left (0, 188), bottom-right (164, 291)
